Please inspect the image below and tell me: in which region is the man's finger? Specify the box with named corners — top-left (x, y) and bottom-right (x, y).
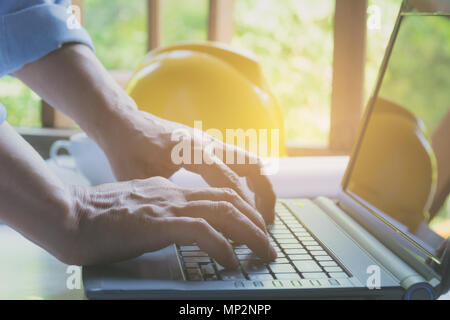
top-left (161, 217), bottom-right (239, 269)
top-left (184, 158), bottom-right (255, 210)
top-left (180, 200), bottom-right (277, 261)
top-left (223, 145), bottom-right (276, 224)
top-left (185, 187), bottom-right (267, 233)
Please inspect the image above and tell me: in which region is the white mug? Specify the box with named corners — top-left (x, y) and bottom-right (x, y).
top-left (50, 133), bottom-right (116, 186)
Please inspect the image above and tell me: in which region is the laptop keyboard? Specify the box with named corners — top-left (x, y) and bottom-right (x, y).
top-left (177, 200), bottom-right (350, 282)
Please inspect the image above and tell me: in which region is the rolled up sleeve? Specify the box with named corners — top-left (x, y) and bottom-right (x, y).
top-left (0, 0), bottom-right (94, 77)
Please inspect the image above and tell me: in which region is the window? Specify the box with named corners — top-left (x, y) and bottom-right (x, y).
top-left (0, 76), bottom-right (41, 127)
top-left (232, 0), bottom-right (334, 146)
top-left (365, 0), bottom-right (402, 106)
top-left (85, 0), bottom-right (147, 70)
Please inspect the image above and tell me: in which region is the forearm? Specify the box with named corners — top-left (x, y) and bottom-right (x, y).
top-left (13, 43), bottom-right (179, 181)
top-left (0, 123), bottom-right (76, 262)
top-left (13, 43), bottom-right (136, 147)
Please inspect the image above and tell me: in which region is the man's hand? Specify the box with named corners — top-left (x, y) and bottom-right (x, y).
top-left (68, 177), bottom-right (277, 268)
top-left (100, 109), bottom-right (277, 225)
top-left (0, 123), bottom-right (275, 268)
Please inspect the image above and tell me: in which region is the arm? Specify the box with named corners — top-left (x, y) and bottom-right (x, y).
top-left (14, 43), bottom-right (277, 224)
top-left (2, 1), bottom-right (277, 266)
top-left (0, 122), bottom-right (74, 261)
top-left (0, 122), bottom-right (276, 267)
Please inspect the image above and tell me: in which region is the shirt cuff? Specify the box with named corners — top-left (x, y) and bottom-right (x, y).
top-left (0, 3), bottom-right (95, 77)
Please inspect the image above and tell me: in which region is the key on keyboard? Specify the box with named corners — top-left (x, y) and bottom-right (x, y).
top-left (177, 200), bottom-right (350, 282)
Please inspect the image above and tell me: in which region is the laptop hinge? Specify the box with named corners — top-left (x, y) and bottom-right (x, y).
top-left (314, 195), bottom-right (442, 298)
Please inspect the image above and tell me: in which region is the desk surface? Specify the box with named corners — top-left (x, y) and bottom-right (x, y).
top-left (1, 156), bottom-right (448, 300)
top-left (0, 225), bottom-right (84, 300)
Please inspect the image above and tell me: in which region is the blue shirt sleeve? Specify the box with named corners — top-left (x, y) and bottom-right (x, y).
top-left (0, 0), bottom-right (94, 77)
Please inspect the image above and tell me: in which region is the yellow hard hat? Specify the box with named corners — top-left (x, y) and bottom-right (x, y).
top-left (349, 98), bottom-right (437, 231)
top-left (126, 42), bottom-right (286, 157)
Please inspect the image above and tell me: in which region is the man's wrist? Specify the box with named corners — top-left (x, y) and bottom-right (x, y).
top-left (82, 87), bottom-right (138, 148)
top-left (56, 184), bottom-right (92, 265)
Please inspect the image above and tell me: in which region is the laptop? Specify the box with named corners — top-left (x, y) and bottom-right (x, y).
top-left (83, 0), bottom-right (450, 300)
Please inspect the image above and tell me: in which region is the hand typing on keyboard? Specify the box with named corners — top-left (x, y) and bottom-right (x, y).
top-left (179, 201), bottom-right (350, 282)
top-left (67, 176), bottom-right (277, 268)
top-left (1, 43), bottom-right (279, 272)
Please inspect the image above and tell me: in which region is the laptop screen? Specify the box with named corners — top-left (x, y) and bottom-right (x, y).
top-left (345, 5), bottom-right (450, 259)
